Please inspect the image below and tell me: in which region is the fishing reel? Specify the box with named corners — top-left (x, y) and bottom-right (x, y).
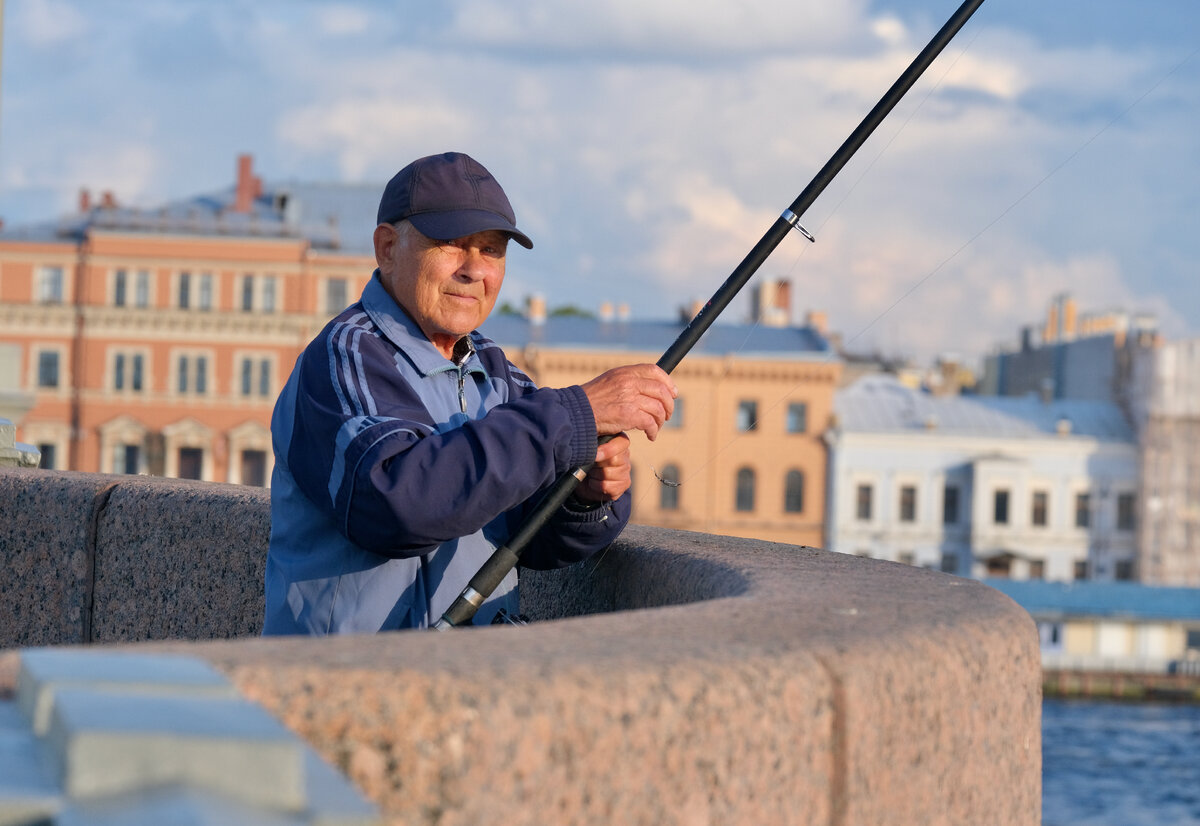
top-left (491, 608), bottom-right (529, 626)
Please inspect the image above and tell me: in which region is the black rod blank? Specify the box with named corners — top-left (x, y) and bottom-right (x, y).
top-left (434, 0), bottom-right (987, 630)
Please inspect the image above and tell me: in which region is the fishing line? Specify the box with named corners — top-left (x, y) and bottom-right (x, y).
top-left (628, 36), bottom-right (1198, 528)
top-left (626, 14), bottom-right (987, 514)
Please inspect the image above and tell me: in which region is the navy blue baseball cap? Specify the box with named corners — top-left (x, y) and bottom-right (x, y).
top-left (376, 152), bottom-right (533, 249)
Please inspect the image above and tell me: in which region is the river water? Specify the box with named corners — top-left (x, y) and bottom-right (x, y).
top-left (1042, 698), bottom-right (1200, 825)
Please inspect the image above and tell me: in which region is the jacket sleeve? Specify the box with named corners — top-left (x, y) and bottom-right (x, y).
top-left (285, 326), bottom-right (605, 557)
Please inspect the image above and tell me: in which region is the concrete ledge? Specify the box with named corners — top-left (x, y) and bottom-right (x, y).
top-left (0, 470), bottom-right (1042, 824)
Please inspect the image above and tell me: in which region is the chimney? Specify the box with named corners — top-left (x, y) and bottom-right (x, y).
top-left (773, 279), bottom-right (792, 323)
top-left (233, 154), bottom-right (262, 213)
top-left (527, 294), bottom-right (547, 326)
top-left (599, 301), bottom-right (614, 322)
top-left (805, 310), bottom-right (828, 336)
top-left (100, 191), bottom-right (116, 209)
top-left (79, 189), bottom-right (92, 213)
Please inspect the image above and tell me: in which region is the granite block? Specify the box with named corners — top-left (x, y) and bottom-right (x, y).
top-left (89, 477), bottom-right (269, 643)
top-left (17, 649), bottom-right (235, 734)
top-left (0, 468), bottom-right (117, 648)
top-left (46, 688), bottom-right (305, 810)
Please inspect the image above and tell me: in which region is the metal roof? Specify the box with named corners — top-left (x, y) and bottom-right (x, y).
top-left (984, 578), bottom-right (1200, 622)
top-left (479, 314), bottom-right (834, 358)
top-left (835, 375), bottom-right (1133, 441)
top-left (0, 179), bottom-right (380, 255)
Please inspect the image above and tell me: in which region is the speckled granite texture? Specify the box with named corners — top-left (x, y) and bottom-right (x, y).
top-left (0, 469), bottom-right (1041, 825)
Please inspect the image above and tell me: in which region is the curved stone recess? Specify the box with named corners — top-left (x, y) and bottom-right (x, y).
top-left (0, 469), bottom-right (1041, 825)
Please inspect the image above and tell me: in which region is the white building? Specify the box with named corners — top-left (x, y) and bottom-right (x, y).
top-left (825, 375), bottom-right (1139, 582)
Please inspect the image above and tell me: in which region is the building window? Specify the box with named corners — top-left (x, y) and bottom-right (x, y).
top-left (1031, 491), bottom-right (1048, 527)
top-left (176, 354), bottom-right (210, 395)
top-left (178, 272), bottom-right (191, 309)
top-left (114, 269), bottom-right (128, 307)
top-left (940, 553), bottom-right (958, 574)
top-left (239, 357), bottom-right (273, 398)
top-left (993, 489), bottom-right (1010, 525)
top-left (786, 402), bottom-right (807, 434)
top-left (1115, 560), bottom-right (1135, 581)
top-left (198, 273), bottom-right (213, 311)
top-left (1074, 492), bottom-right (1090, 529)
top-left (898, 551), bottom-right (915, 566)
top-left (262, 277), bottom-right (277, 313)
top-left (241, 450), bottom-right (268, 487)
top-left (178, 447), bottom-right (204, 480)
top-left (113, 353), bottom-right (145, 392)
top-left (134, 270), bottom-right (150, 308)
top-left (899, 485), bottom-right (917, 523)
top-left (943, 485), bottom-right (959, 525)
top-left (326, 278), bottom-right (348, 314)
top-left (1029, 559), bottom-right (1045, 580)
top-left (784, 469), bottom-right (804, 514)
top-left (856, 484), bottom-right (873, 521)
top-left (665, 397), bottom-right (683, 429)
top-left (1117, 493), bottom-right (1136, 531)
top-left (736, 400), bottom-right (757, 432)
top-left (241, 276), bottom-right (255, 312)
top-left (735, 467), bottom-right (755, 512)
top-left (1074, 560), bottom-right (1088, 581)
top-left (37, 266), bottom-right (64, 303)
top-left (114, 444), bottom-right (141, 475)
top-left (659, 464), bottom-right (680, 511)
top-left (36, 351), bottom-right (60, 388)
top-left (37, 444), bottom-right (56, 470)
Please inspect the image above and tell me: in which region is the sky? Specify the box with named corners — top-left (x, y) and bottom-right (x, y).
top-left (1, 0), bottom-right (1197, 367)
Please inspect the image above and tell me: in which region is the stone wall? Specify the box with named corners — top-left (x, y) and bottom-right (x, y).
top-left (0, 468), bottom-right (1042, 825)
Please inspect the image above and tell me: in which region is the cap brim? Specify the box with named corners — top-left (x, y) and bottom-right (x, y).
top-left (409, 209), bottom-right (533, 250)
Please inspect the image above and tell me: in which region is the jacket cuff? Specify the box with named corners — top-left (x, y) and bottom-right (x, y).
top-left (559, 385), bottom-right (598, 469)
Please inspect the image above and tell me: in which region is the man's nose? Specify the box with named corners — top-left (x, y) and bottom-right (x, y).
top-left (456, 249), bottom-right (490, 281)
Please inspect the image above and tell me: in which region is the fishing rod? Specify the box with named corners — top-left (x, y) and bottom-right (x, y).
top-left (434, 0), bottom-right (987, 630)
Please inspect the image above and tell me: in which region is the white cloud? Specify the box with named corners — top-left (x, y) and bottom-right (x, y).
top-left (16, 0), bottom-right (88, 47)
top-left (314, 4), bottom-right (372, 36)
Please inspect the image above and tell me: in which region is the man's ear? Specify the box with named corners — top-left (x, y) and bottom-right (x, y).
top-left (373, 224), bottom-right (396, 268)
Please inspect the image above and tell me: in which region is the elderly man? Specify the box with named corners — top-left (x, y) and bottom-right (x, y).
top-left (264, 151), bottom-right (676, 634)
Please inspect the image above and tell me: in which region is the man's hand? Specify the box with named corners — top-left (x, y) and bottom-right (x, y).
top-left (572, 433), bottom-right (634, 503)
top-left (580, 364), bottom-right (677, 441)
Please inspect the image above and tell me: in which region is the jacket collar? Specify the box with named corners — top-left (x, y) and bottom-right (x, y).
top-left (361, 270), bottom-right (487, 378)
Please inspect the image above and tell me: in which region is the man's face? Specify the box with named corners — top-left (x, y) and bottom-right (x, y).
top-left (375, 223), bottom-right (508, 357)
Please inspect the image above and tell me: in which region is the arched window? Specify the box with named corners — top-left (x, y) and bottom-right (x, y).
top-left (735, 467), bottom-right (756, 512)
top-left (658, 464), bottom-right (680, 511)
top-left (784, 469), bottom-right (805, 513)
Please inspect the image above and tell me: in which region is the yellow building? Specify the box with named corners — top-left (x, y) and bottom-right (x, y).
top-left (1, 156), bottom-right (840, 546)
top-left (483, 297), bottom-right (840, 548)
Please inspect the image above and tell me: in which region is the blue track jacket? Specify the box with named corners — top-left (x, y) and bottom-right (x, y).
top-left (264, 273), bottom-right (630, 634)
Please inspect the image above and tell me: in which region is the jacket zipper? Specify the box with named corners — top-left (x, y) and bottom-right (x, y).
top-left (457, 369), bottom-right (467, 413)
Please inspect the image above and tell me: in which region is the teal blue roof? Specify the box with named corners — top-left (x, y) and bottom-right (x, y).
top-left (985, 579), bottom-right (1200, 622)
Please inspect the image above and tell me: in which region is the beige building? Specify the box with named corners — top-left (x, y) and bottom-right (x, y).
top-left (483, 296), bottom-right (841, 548)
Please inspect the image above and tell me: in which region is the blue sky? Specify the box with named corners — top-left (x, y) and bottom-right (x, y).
top-left (1, 0), bottom-right (1196, 365)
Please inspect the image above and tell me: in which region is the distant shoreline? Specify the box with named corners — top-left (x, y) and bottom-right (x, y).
top-left (1044, 668), bottom-right (1200, 703)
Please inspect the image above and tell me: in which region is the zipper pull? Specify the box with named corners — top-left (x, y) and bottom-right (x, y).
top-left (458, 371), bottom-right (467, 413)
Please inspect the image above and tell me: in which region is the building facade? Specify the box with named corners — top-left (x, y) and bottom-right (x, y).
top-left (0, 156), bottom-right (376, 483)
top-left (1130, 337), bottom-right (1200, 586)
top-left (482, 306), bottom-right (841, 548)
top-left (825, 375), bottom-right (1140, 581)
